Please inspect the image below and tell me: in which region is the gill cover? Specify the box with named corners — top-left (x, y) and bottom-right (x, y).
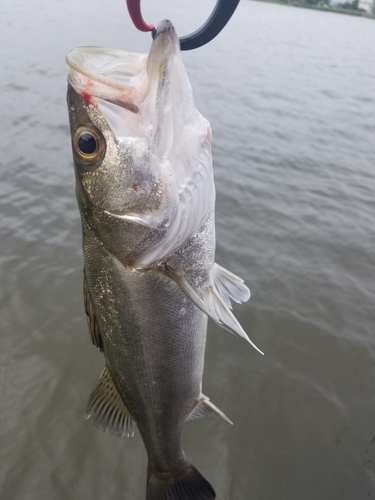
top-left (66, 20), bottom-right (215, 266)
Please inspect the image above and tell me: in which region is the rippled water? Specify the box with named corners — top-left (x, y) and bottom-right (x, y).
top-left (1, 0), bottom-right (375, 498)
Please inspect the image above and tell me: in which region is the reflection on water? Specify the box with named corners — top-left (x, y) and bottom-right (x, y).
top-left (1, 0), bottom-right (375, 498)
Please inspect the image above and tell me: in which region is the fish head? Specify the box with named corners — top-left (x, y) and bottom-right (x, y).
top-left (66, 20), bottom-right (214, 266)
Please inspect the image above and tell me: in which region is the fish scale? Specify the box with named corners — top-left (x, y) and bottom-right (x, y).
top-left (82, 217), bottom-right (207, 468)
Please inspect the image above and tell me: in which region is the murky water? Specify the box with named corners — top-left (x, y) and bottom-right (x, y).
top-left (1, 0), bottom-right (375, 498)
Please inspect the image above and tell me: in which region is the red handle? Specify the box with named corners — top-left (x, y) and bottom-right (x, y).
top-left (126, 0), bottom-right (154, 32)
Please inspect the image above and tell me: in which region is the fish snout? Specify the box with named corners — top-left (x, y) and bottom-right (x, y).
top-left (150, 19), bottom-right (179, 55)
top-left (154, 19), bottom-right (175, 38)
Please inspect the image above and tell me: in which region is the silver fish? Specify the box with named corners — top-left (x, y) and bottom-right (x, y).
top-left (66, 19), bottom-right (261, 500)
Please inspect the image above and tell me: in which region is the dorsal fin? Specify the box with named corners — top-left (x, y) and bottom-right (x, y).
top-left (85, 366), bottom-right (135, 438)
top-left (84, 268), bottom-right (104, 352)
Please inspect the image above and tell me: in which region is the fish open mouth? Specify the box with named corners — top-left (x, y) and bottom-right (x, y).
top-left (66, 47), bottom-right (147, 86)
top-left (66, 47), bottom-right (147, 113)
top-left (66, 21), bottom-right (179, 114)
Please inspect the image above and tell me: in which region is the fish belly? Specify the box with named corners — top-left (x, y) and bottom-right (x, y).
top-left (82, 217), bottom-right (209, 471)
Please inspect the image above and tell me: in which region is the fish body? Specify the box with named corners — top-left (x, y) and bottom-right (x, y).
top-left (66, 20), bottom-right (259, 500)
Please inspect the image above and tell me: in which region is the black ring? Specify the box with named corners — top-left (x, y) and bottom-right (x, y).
top-left (151, 0), bottom-right (241, 50)
top-left (179, 0), bottom-right (241, 51)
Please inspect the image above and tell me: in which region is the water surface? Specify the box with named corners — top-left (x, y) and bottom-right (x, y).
top-left (1, 0), bottom-right (375, 498)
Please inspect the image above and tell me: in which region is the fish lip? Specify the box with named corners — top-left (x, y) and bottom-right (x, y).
top-left (153, 19), bottom-right (175, 39)
top-left (151, 19), bottom-right (179, 50)
top-left (65, 46), bottom-right (146, 77)
top-left (103, 209), bottom-right (138, 220)
top-left (103, 210), bottom-right (150, 227)
top-left (103, 210), bottom-right (169, 231)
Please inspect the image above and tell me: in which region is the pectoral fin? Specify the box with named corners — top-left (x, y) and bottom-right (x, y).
top-left (162, 264), bottom-right (213, 318)
top-left (162, 263), bottom-right (263, 355)
top-left (188, 394), bottom-right (233, 425)
top-left (211, 263), bottom-right (250, 307)
top-left (84, 268), bottom-right (104, 352)
top-left (85, 366), bottom-right (135, 438)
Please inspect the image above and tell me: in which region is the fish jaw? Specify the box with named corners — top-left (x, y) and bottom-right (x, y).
top-left (66, 20), bottom-right (215, 266)
top-left (137, 20), bottom-right (216, 265)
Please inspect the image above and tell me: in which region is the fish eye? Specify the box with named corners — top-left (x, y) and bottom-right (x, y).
top-left (78, 132), bottom-right (97, 155)
top-left (73, 126), bottom-right (105, 167)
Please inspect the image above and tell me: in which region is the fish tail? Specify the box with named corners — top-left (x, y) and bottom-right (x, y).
top-left (146, 462), bottom-right (215, 500)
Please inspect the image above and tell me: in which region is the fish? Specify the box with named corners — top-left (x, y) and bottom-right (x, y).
top-left (66, 19), bottom-right (261, 500)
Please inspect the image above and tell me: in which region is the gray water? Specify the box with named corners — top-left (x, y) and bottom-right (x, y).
top-left (1, 0), bottom-right (375, 498)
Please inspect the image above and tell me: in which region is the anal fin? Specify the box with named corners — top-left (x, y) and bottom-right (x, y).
top-left (85, 366), bottom-right (135, 438)
top-left (187, 394), bottom-right (233, 425)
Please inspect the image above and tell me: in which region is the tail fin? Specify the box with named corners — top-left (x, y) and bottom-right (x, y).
top-left (146, 462), bottom-right (215, 500)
